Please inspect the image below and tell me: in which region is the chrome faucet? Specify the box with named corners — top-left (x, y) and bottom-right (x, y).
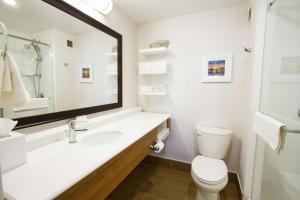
top-left (68, 120), bottom-right (88, 143)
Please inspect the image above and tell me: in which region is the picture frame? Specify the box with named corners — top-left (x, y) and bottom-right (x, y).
top-left (79, 64), bottom-right (93, 83)
top-left (202, 54), bottom-right (233, 83)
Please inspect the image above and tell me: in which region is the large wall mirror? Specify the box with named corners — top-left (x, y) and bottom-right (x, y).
top-left (0, 0), bottom-right (122, 129)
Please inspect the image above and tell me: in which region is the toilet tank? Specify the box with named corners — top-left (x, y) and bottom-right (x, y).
top-left (195, 126), bottom-right (232, 159)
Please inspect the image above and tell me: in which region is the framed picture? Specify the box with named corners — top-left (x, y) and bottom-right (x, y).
top-left (271, 50), bottom-right (300, 82)
top-left (202, 54), bottom-right (233, 82)
top-left (79, 64), bottom-right (93, 83)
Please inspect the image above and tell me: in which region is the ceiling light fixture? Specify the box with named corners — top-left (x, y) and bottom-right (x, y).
top-left (83, 0), bottom-right (113, 15)
top-left (3, 0), bottom-right (17, 6)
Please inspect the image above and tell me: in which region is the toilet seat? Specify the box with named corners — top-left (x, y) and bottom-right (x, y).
top-left (192, 155), bottom-right (227, 185)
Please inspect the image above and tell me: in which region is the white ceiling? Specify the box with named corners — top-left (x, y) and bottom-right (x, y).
top-left (113, 0), bottom-right (248, 24)
top-left (0, 0), bottom-right (95, 35)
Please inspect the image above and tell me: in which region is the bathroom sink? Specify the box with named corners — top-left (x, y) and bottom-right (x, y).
top-left (81, 131), bottom-right (123, 146)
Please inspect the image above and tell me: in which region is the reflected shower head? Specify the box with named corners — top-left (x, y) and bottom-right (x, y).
top-left (31, 43), bottom-right (42, 61)
top-left (24, 42), bottom-right (42, 62)
top-left (24, 44), bottom-right (31, 50)
top-left (32, 43), bottom-right (40, 52)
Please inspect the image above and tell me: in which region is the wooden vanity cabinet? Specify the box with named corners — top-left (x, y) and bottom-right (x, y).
top-left (55, 128), bottom-right (158, 200)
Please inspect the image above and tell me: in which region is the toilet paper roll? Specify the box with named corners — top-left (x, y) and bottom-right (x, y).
top-left (153, 141), bottom-right (165, 153)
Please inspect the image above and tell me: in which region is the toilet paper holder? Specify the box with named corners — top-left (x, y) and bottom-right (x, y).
top-left (150, 141), bottom-right (165, 153)
top-left (150, 144), bottom-right (159, 151)
top-left (150, 128), bottom-right (170, 153)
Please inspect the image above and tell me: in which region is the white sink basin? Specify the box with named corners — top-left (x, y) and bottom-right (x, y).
top-left (81, 131), bottom-right (123, 146)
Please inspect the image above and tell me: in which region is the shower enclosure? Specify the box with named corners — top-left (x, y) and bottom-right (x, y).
top-left (0, 23), bottom-right (55, 118)
top-left (252, 0), bottom-right (300, 199)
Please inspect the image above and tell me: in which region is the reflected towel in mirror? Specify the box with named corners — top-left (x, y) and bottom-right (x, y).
top-left (0, 51), bottom-right (31, 107)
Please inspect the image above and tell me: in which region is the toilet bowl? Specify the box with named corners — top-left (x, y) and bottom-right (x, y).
top-left (191, 126), bottom-right (232, 200)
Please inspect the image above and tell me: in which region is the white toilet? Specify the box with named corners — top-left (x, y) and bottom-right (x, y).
top-left (191, 126), bottom-right (232, 200)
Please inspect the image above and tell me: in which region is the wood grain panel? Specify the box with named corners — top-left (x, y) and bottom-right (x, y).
top-left (55, 128), bottom-right (158, 200)
top-left (167, 118), bottom-right (171, 129)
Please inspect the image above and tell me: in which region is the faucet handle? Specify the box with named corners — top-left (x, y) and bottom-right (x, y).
top-left (68, 120), bottom-right (77, 129)
top-left (68, 119), bottom-right (88, 131)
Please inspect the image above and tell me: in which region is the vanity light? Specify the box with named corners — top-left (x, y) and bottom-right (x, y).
top-left (83, 0), bottom-right (113, 15)
top-left (3, 0), bottom-right (17, 6)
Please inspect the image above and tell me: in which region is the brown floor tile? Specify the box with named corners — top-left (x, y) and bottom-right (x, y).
top-left (107, 156), bottom-right (241, 200)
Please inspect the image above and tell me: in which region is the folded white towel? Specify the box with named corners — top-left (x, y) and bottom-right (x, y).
top-left (0, 51), bottom-right (31, 108)
top-left (252, 112), bottom-right (285, 152)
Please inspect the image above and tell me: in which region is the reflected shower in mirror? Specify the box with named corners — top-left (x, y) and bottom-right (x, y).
top-left (0, 0), bottom-right (119, 120)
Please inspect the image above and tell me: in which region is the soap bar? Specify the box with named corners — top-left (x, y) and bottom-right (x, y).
top-left (0, 132), bottom-right (27, 172)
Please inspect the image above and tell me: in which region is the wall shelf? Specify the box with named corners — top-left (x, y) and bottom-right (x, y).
top-left (106, 72), bottom-right (118, 75)
top-left (139, 61), bottom-right (168, 75)
top-left (106, 91), bottom-right (118, 95)
top-left (139, 71), bottom-right (168, 75)
top-left (138, 44), bottom-right (170, 99)
top-left (105, 52), bottom-right (118, 57)
top-left (139, 47), bottom-right (169, 55)
top-left (139, 91), bottom-right (167, 96)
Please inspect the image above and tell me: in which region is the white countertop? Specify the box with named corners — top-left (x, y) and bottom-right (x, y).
top-left (2, 111), bottom-right (170, 200)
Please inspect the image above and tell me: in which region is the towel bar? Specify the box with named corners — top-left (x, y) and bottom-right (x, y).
top-left (283, 127), bottom-right (300, 134)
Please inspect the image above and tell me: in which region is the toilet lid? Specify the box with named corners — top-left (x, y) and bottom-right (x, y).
top-left (192, 155), bottom-right (228, 185)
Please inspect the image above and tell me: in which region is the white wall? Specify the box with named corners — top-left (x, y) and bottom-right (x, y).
top-left (39, 28), bottom-right (117, 111)
top-left (51, 29), bottom-right (77, 111)
top-left (239, 0), bottom-right (267, 199)
top-left (74, 31), bottom-right (118, 107)
top-left (138, 4), bottom-right (248, 171)
top-left (63, 0), bottom-right (138, 108)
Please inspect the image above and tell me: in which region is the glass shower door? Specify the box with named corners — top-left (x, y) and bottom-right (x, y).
top-left (252, 0), bottom-right (300, 199)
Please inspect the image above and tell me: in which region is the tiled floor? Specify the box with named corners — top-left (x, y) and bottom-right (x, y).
top-left (107, 156), bottom-right (241, 200)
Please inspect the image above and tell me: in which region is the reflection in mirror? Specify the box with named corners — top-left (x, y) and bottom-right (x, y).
top-left (0, 0), bottom-right (118, 119)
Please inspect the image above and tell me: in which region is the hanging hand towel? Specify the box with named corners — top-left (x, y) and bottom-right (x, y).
top-left (252, 112), bottom-right (285, 153)
top-left (0, 51), bottom-right (31, 107)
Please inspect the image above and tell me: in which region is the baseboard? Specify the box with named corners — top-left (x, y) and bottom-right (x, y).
top-left (237, 173), bottom-right (244, 195)
top-left (149, 153), bottom-right (191, 165)
top-left (143, 155), bottom-right (191, 172)
top-left (228, 170), bottom-right (244, 196)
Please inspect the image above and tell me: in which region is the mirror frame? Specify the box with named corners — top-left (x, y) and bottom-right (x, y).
top-left (13, 0), bottom-right (123, 129)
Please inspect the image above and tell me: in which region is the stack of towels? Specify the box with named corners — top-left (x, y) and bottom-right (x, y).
top-left (0, 51), bottom-right (31, 108)
top-left (149, 40), bottom-right (169, 48)
top-left (252, 112), bottom-right (286, 153)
